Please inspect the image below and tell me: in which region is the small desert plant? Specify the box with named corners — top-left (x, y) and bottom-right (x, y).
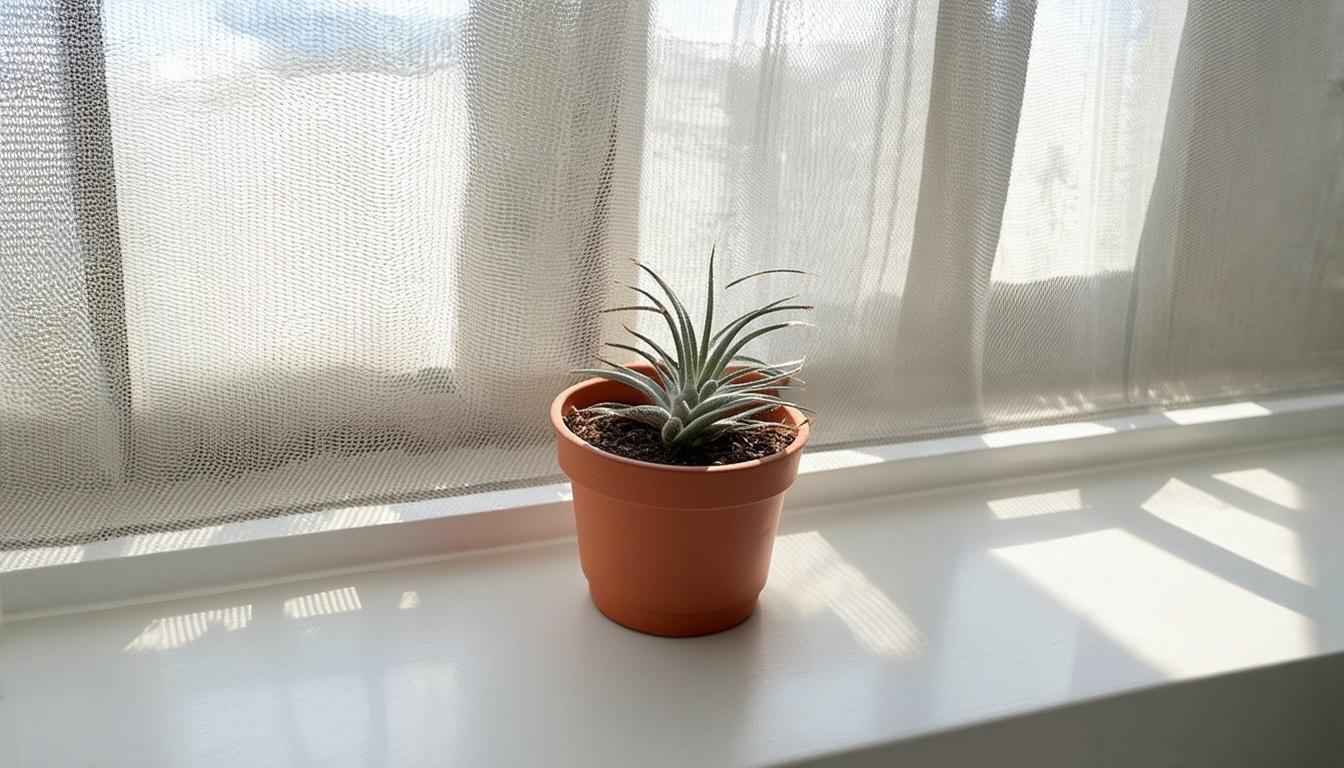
top-left (574, 249), bottom-right (811, 449)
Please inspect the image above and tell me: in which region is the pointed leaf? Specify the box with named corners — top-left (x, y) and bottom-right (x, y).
top-left (622, 325), bottom-right (685, 388)
top-left (616, 284), bottom-right (691, 374)
top-left (720, 358), bottom-right (805, 386)
top-left (674, 403), bottom-right (782, 445)
top-left (573, 363), bottom-right (669, 408)
top-left (586, 404), bottom-right (671, 429)
top-left (686, 391), bottom-right (803, 421)
top-left (708, 296), bottom-right (801, 345)
top-left (632, 259), bottom-right (699, 369)
top-left (599, 305), bottom-right (667, 315)
top-left (700, 245), bottom-right (715, 365)
top-left (724, 269), bottom-right (809, 290)
top-left (711, 321), bottom-right (812, 379)
top-left (605, 342), bottom-right (674, 388)
top-left (661, 417), bottom-right (683, 446)
top-left (704, 300), bottom-right (811, 376)
top-left (720, 365), bottom-right (805, 394)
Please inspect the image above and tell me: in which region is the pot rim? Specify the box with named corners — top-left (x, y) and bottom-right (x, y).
top-left (550, 375), bottom-right (810, 475)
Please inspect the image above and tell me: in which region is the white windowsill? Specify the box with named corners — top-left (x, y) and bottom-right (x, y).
top-left (4, 391), bottom-right (1344, 619)
top-left (2, 403), bottom-right (1344, 765)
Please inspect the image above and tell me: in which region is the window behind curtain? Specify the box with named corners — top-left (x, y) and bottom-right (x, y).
top-left (2, 0), bottom-right (1342, 552)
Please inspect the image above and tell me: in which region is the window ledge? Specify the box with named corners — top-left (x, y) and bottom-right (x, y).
top-left (3, 422), bottom-right (1344, 765)
top-left (4, 391), bottom-right (1344, 619)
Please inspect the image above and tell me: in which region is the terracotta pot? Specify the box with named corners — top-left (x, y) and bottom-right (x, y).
top-left (550, 365), bottom-right (809, 637)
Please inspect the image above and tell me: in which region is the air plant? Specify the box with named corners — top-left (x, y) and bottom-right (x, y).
top-left (574, 249), bottom-right (811, 449)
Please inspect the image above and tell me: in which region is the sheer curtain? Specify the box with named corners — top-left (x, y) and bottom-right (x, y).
top-left (2, 0), bottom-right (1342, 548)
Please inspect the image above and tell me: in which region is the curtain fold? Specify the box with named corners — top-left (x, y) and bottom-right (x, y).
top-left (2, 0), bottom-right (1342, 548)
top-left (888, 0), bottom-right (1037, 433)
top-left (1128, 1), bottom-right (1344, 402)
top-left (1, 0), bottom-right (126, 540)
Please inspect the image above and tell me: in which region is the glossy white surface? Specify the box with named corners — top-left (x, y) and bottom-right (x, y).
top-left (3, 438), bottom-right (1343, 767)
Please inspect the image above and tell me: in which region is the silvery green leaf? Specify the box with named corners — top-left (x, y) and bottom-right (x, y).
top-left (617, 286), bottom-right (689, 374)
top-left (575, 251), bottom-right (810, 449)
top-left (572, 364), bottom-right (669, 408)
top-left (632, 259), bottom-right (699, 368)
top-left (723, 268), bottom-right (810, 290)
top-left (710, 321), bottom-right (813, 379)
top-left (661, 417), bottom-right (683, 444)
top-left (605, 343), bottom-right (674, 388)
top-left (705, 305), bottom-right (811, 376)
top-left (591, 405), bottom-right (670, 428)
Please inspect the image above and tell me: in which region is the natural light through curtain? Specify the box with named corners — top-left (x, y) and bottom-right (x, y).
top-left (1, 0), bottom-right (1341, 546)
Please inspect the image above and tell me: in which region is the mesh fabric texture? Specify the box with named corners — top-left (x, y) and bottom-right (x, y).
top-left (2, 0), bottom-right (1342, 551)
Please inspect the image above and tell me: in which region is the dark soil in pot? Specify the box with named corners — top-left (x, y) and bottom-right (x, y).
top-left (563, 408), bottom-right (796, 466)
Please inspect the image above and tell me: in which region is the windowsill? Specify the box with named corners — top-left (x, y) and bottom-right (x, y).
top-left (4, 390), bottom-right (1344, 619)
top-left (3, 424), bottom-right (1344, 765)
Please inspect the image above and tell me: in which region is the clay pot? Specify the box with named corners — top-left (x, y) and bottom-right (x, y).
top-left (550, 366), bottom-right (809, 637)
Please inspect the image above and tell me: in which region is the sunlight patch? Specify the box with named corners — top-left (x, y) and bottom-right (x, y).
top-left (1142, 478), bottom-right (1309, 584)
top-left (1212, 468), bottom-right (1305, 511)
top-left (124, 605), bottom-right (252, 652)
top-left (284, 587), bottom-right (363, 619)
top-left (988, 488), bottom-right (1084, 519)
top-left (1163, 401), bottom-right (1271, 425)
top-left (991, 528), bottom-right (1313, 676)
top-left (769, 531), bottom-right (922, 658)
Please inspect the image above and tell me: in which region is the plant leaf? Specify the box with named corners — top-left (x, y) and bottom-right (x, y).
top-left (708, 296), bottom-right (802, 345)
top-left (686, 391), bottom-right (804, 421)
top-left (661, 417), bottom-right (683, 445)
top-left (704, 300), bottom-right (811, 376)
top-left (720, 358), bottom-right (805, 386)
top-left (616, 284), bottom-right (691, 374)
top-left (632, 259), bottom-right (699, 369)
top-left (585, 254), bottom-right (812, 447)
top-left (720, 365), bottom-right (805, 394)
top-left (710, 321), bottom-right (812, 380)
top-left (617, 283), bottom-right (671, 312)
top-left (700, 245), bottom-right (715, 366)
top-left (605, 342), bottom-right (674, 388)
top-left (724, 268), bottom-right (810, 290)
top-left (599, 305), bottom-right (667, 315)
top-left (701, 418), bottom-right (787, 440)
top-left (585, 404), bottom-right (671, 428)
top-left (674, 402), bottom-right (784, 446)
top-left (573, 362), bottom-right (670, 408)
top-left (622, 325), bottom-right (684, 389)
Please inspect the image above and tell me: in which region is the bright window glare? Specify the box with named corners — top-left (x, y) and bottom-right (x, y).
top-left (990, 0), bottom-right (1187, 283)
top-left (654, 1), bottom-right (738, 44)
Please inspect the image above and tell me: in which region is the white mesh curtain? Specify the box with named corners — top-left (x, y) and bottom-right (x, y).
top-left (2, 0), bottom-right (1342, 548)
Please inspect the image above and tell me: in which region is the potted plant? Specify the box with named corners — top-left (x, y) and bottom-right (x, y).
top-left (550, 251), bottom-right (811, 636)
